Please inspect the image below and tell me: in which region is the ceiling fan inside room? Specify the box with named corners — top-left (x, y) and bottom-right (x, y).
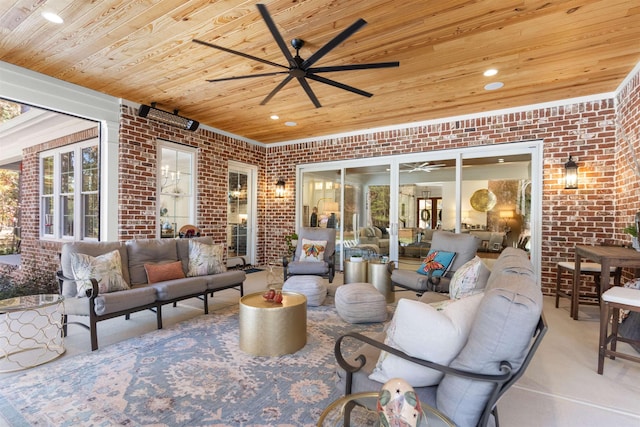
top-left (402, 162), bottom-right (446, 173)
top-left (192, 3), bottom-right (399, 108)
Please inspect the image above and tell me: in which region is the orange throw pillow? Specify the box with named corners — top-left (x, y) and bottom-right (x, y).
top-left (144, 261), bottom-right (185, 284)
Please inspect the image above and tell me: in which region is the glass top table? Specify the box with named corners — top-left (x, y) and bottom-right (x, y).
top-left (318, 392), bottom-right (455, 426)
top-left (0, 294), bottom-right (66, 372)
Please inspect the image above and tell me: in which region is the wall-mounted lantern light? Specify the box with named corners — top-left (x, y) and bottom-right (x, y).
top-left (275, 178), bottom-right (286, 198)
top-left (564, 156), bottom-right (578, 189)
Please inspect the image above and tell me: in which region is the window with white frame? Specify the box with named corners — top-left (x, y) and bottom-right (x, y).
top-left (40, 139), bottom-right (99, 240)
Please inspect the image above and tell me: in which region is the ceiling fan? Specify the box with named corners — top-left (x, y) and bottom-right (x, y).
top-left (192, 3), bottom-right (399, 108)
top-left (402, 162), bottom-right (446, 173)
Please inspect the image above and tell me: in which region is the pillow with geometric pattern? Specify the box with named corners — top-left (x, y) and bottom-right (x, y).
top-left (70, 250), bottom-right (130, 297)
top-left (299, 238), bottom-right (326, 262)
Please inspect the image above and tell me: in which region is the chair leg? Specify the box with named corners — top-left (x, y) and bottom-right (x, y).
top-left (555, 265), bottom-right (562, 308)
top-left (598, 301), bottom-right (610, 374)
top-left (610, 307), bottom-right (620, 357)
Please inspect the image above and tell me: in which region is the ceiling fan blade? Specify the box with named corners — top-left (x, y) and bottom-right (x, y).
top-left (260, 75), bottom-right (294, 105)
top-left (193, 39), bottom-right (288, 70)
top-left (308, 62), bottom-right (400, 73)
top-left (206, 71), bottom-right (289, 83)
top-left (301, 18), bottom-right (367, 69)
top-left (297, 77), bottom-right (322, 108)
top-left (256, 4), bottom-right (295, 65)
top-left (306, 74), bottom-right (372, 98)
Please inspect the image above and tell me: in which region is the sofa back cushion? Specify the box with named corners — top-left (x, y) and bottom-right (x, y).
top-left (126, 239), bottom-right (178, 285)
top-left (436, 247), bottom-right (542, 427)
top-left (60, 241), bottom-right (128, 297)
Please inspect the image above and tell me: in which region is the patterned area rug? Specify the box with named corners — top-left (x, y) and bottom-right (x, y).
top-left (0, 299), bottom-right (390, 426)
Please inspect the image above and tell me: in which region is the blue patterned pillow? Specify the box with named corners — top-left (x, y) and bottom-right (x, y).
top-left (416, 250), bottom-right (456, 277)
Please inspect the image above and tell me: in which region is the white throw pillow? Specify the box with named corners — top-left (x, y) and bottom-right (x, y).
top-left (369, 293), bottom-right (484, 387)
top-left (187, 240), bottom-right (226, 276)
top-left (70, 250), bottom-right (130, 297)
top-left (299, 238), bottom-right (326, 262)
top-left (448, 256), bottom-right (491, 299)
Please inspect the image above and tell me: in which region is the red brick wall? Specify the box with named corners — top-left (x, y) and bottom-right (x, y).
top-left (118, 104), bottom-right (267, 246)
top-left (266, 99), bottom-right (628, 297)
top-left (615, 70), bottom-right (640, 280)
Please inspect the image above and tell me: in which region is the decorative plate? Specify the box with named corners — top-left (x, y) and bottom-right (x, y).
top-left (470, 189), bottom-right (497, 212)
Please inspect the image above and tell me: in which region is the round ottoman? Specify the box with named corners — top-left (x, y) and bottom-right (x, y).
top-left (335, 282), bottom-right (387, 323)
top-left (282, 275), bottom-right (328, 306)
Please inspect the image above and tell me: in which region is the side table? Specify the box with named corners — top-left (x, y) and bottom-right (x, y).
top-left (0, 294), bottom-right (65, 372)
top-left (343, 259), bottom-right (368, 284)
top-left (239, 291), bottom-right (307, 356)
top-left (368, 260), bottom-right (395, 303)
top-left (317, 391), bottom-right (454, 426)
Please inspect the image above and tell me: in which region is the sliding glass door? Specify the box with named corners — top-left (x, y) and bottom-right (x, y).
top-left (227, 161), bottom-right (257, 265)
top-left (296, 141), bottom-right (542, 276)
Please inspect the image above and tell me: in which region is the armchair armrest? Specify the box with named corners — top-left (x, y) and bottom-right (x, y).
top-left (56, 270), bottom-right (99, 299)
top-left (334, 332), bottom-right (512, 395)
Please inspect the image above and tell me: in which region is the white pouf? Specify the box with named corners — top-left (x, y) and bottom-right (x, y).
top-left (282, 275), bottom-right (328, 306)
top-left (335, 282), bottom-right (387, 323)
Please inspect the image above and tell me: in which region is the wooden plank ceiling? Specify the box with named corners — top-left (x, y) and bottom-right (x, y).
top-left (1, 0), bottom-right (639, 144)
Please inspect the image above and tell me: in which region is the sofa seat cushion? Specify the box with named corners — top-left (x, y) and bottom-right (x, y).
top-left (335, 283), bottom-right (387, 323)
top-left (127, 239), bottom-right (178, 285)
top-left (283, 275), bottom-right (327, 306)
top-left (392, 269), bottom-right (430, 292)
top-left (149, 276), bottom-right (207, 301)
top-left (369, 293), bottom-right (483, 387)
top-left (63, 285), bottom-right (157, 317)
top-left (436, 247), bottom-right (542, 427)
top-left (204, 270), bottom-right (246, 291)
top-left (287, 260), bottom-right (329, 275)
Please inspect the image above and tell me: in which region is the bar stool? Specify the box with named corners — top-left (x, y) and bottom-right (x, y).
top-left (555, 261), bottom-right (621, 319)
top-left (598, 286), bottom-right (640, 374)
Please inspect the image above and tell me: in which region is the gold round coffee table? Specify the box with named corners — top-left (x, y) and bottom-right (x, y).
top-left (239, 291), bottom-right (307, 356)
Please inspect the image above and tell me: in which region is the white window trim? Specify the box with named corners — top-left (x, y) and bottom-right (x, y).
top-left (39, 138), bottom-right (99, 241)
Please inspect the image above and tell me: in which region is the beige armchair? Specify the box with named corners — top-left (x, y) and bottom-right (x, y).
top-left (358, 226), bottom-right (389, 253)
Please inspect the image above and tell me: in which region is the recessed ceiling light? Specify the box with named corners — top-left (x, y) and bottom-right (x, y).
top-left (484, 82), bottom-right (504, 91)
top-left (284, 121), bottom-right (297, 127)
top-left (270, 114), bottom-right (279, 120)
top-left (42, 11), bottom-right (64, 24)
top-left (484, 69), bottom-right (498, 77)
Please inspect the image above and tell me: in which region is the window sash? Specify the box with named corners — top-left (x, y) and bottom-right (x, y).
top-left (40, 140), bottom-right (99, 240)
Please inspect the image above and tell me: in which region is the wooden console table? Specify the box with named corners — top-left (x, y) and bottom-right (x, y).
top-left (573, 245), bottom-right (640, 319)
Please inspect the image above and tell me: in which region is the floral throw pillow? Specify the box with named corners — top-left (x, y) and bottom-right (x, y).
top-left (70, 250), bottom-right (130, 297)
top-left (187, 240), bottom-right (226, 276)
top-left (299, 238), bottom-right (326, 262)
top-left (448, 256), bottom-right (491, 299)
top-left (416, 250), bottom-right (456, 277)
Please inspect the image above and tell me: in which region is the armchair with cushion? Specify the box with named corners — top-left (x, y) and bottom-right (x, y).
top-left (392, 230), bottom-right (480, 295)
top-left (283, 227), bottom-right (336, 283)
top-left (334, 247), bottom-right (547, 427)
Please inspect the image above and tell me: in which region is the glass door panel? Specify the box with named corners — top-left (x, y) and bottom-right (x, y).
top-left (158, 143), bottom-right (195, 238)
top-left (398, 159), bottom-right (455, 258)
top-left (461, 154), bottom-right (532, 256)
top-left (227, 170), bottom-right (248, 259)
